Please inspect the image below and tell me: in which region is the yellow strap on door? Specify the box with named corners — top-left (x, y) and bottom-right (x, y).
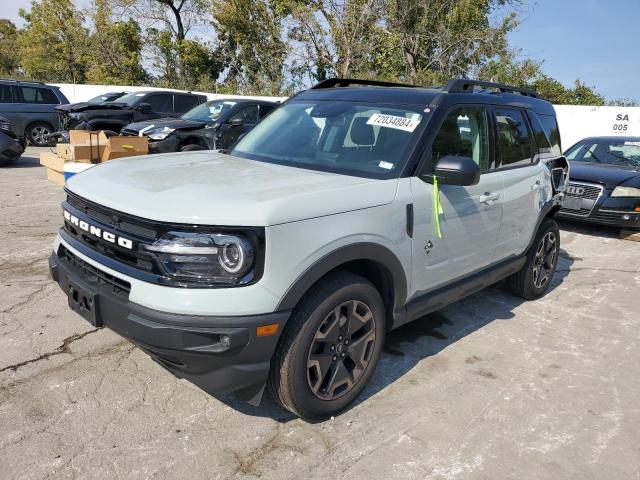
top-left (433, 175), bottom-right (443, 239)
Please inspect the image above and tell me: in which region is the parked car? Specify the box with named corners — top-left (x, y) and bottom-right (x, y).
top-left (558, 136), bottom-right (640, 228)
top-left (121, 99), bottom-right (278, 152)
top-left (0, 116), bottom-right (25, 165)
top-left (48, 78), bottom-right (568, 421)
top-left (0, 79), bottom-right (69, 146)
top-left (55, 90), bottom-right (207, 141)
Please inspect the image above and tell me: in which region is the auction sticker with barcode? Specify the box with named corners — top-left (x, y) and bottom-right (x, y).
top-left (367, 114), bottom-right (420, 132)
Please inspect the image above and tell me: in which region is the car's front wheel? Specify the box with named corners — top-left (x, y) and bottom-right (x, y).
top-left (506, 217), bottom-right (560, 300)
top-left (26, 122), bottom-right (54, 146)
top-left (269, 272), bottom-right (386, 421)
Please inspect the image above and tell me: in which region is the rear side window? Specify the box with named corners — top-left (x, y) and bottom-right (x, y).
top-left (537, 114), bottom-right (562, 156)
top-left (259, 104), bottom-right (275, 118)
top-left (0, 84), bottom-right (14, 103)
top-left (494, 108), bottom-right (534, 167)
top-left (174, 94), bottom-right (200, 113)
top-left (144, 93), bottom-right (173, 112)
top-left (19, 86), bottom-right (60, 104)
top-left (432, 107), bottom-right (492, 172)
top-left (526, 111), bottom-right (552, 155)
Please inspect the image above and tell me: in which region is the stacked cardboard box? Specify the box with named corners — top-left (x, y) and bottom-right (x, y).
top-left (41, 130), bottom-right (148, 185)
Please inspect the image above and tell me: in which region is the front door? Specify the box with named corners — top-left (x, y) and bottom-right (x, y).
top-left (410, 106), bottom-right (504, 299)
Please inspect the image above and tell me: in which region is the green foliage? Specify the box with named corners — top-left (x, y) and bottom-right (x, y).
top-left (17, 0), bottom-right (90, 82)
top-left (0, 20), bottom-right (20, 76)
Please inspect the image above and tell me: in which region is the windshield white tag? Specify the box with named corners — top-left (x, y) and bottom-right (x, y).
top-left (367, 114), bottom-right (420, 132)
top-left (624, 141), bottom-right (640, 146)
top-left (379, 161), bottom-right (393, 170)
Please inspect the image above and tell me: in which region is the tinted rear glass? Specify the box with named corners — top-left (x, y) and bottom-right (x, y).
top-left (20, 86), bottom-right (59, 104)
top-left (538, 114), bottom-right (562, 155)
top-left (0, 84), bottom-right (14, 103)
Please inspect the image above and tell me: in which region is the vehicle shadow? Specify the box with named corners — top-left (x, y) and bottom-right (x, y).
top-left (557, 218), bottom-right (622, 238)
top-left (8, 155), bottom-right (44, 168)
top-left (211, 250), bottom-right (574, 423)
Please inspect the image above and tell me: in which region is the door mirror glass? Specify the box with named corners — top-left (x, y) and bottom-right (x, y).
top-left (228, 117), bottom-right (243, 126)
top-left (431, 155), bottom-right (480, 186)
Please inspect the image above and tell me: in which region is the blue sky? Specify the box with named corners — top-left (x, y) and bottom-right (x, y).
top-left (508, 0), bottom-right (639, 102)
top-left (4, 0), bottom-right (639, 101)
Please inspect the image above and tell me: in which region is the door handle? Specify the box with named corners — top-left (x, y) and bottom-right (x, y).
top-left (479, 192), bottom-right (500, 205)
top-left (531, 180), bottom-right (544, 191)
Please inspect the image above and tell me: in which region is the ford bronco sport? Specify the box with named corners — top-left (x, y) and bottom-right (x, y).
top-left (49, 78), bottom-right (568, 421)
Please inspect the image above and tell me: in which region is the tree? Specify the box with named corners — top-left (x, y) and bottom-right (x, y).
top-left (85, 0), bottom-right (148, 85)
top-left (0, 20), bottom-right (20, 76)
top-left (213, 0), bottom-right (288, 93)
top-left (17, 0), bottom-right (90, 83)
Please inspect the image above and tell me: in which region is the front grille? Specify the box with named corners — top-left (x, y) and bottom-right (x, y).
top-left (59, 244), bottom-right (131, 296)
top-left (560, 181), bottom-right (603, 217)
top-left (63, 193), bottom-right (160, 274)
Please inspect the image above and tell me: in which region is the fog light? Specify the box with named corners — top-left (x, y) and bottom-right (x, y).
top-left (220, 334), bottom-right (231, 348)
top-left (622, 214), bottom-right (631, 221)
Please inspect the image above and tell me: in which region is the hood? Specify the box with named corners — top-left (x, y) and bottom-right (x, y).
top-left (124, 117), bottom-right (208, 134)
top-left (56, 102), bottom-right (128, 113)
top-left (66, 151), bottom-right (399, 226)
top-left (568, 162), bottom-right (640, 189)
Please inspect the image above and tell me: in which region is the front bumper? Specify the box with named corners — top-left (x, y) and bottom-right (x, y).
top-left (0, 133), bottom-right (25, 162)
top-left (557, 191), bottom-right (640, 228)
top-left (49, 247), bottom-right (290, 399)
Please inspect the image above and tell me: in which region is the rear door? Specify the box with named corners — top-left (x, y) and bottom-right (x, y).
top-left (410, 105), bottom-right (504, 296)
top-left (0, 83), bottom-right (20, 131)
top-left (492, 107), bottom-right (545, 259)
top-left (8, 85), bottom-right (62, 135)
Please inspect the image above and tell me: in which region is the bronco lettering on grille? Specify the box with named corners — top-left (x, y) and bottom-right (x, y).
top-left (63, 210), bottom-right (134, 250)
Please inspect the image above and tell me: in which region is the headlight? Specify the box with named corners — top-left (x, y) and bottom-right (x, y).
top-left (144, 231), bottom-right (256, 284)
top-left (0, 122), bottom-right (12, 132)
top-left (146, 126), bottom-right (175, 140)
top-left (611, 186), bottom-right (640, 197)
top-left (68, 112), bottom-right (82, 120)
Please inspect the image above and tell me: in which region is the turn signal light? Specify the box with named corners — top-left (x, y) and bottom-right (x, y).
top-left (256, 323), bottom-right (279, 337)
top-left (635, 207), bottom-right (640, 212)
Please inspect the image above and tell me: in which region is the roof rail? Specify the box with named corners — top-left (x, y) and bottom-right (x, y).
top-left (443, 79), bottom-right (539, 98)
top-left (0, 78), bottom-right (46, 85)
top-left (311, 78), bottom-right (417, 90)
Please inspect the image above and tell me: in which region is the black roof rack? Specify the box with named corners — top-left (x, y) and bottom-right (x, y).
top-left (443, 79), bottom-right (539, 98)
top-left (312, 78), bottom-right (417, 90)
top-left (0, 78), bottom-right (47, 85)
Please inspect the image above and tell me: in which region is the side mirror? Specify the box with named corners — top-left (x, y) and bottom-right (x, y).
top-left (138, 102), bottom-right (152, 113)
top-left (431, 155), bottom-right (480, 186)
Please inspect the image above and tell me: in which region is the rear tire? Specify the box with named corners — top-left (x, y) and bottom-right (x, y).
top-left (268, 271), bottom-right (386, 421)
top-left (26, 122), bottom-right (54, 146)
top-left (506, 217), bottom-right (560, 300)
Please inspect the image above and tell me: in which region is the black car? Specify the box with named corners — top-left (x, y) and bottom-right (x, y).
top-left (0, 80), bottom-right (70, 146)
top-left (55, 90), bottom-right (207, 141)
top-left (0, 116), bottom-right (25, 166)
top-left (121, 98), bottom-right (278, 152)
top-left (558, 136), bottom-right (640, 228)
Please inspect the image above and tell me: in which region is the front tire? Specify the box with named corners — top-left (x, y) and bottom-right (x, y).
top-left (268, 272), bottom-right (386, 421)
top-left (26, 122), bottom-right (54, 146)
top-left (506, 218), bottom-right (560, 300)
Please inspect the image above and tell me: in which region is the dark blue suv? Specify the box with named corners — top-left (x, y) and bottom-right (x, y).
top-left (0, 80), bottom-right (69, 146)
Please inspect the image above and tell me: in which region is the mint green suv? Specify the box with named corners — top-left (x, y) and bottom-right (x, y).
top-left (49, 78), bottom-right (568, 420)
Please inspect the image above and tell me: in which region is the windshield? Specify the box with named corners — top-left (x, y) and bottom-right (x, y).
top-left (113, 92), bottom-right (149, 107)
top-left (229, 100), bottom-right (424, 178)
top-left (566, 139), bottom-right (640, 168)
top-left (87, 93), bottom-right (124, 104)
top-left (181, 100), bottom-right (237, 123)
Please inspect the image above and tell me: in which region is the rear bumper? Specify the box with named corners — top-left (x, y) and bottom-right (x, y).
top-left (49, 249), bottom-right (290, 396)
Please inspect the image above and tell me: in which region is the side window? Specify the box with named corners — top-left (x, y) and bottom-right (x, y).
top-left (526, 111), bottom-right (552, 156)
top-left (19, 86), bottom-right (60, 104)
top-left (174, 94), bottom-right (200, 113)
top-left (144, 94), bottom-right (173, 112)
top-left (431, 107), bottom-right (491, 172)
top-left (494, 108), bottom-right (534, 167)
top-left (0, 84), bottom-right (14, 103)
top-left (259, 104), bottom-right (274, 118)
top-left (537, 114), bottom-right (562, 156)
top-left (230, 105), bottom-right (259, 124)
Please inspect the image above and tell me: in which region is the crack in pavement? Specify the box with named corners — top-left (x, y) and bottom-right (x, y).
top-left (0, 328), bottom-right (101, 373)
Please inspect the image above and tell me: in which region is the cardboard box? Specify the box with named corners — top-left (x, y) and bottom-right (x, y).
top-left (46, 168), bottom-right (65, 186)
top-left (101, 136), bottom-right (148, 161)
top-left (56, 143), bottom-right (104, 163)
top-left (40, 151), bottom-right (65, 171)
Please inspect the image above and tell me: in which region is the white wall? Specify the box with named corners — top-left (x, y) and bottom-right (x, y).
top-left (53, 83), bottom-right (640, 152)
top-left (52, 83), bottom-right (287, 104)
top-left (554, 105), bottom-right (640, 150)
